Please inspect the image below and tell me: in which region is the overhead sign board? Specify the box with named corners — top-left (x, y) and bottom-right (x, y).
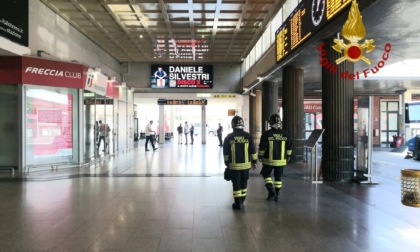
top-left (151, 64), bottom-right (213, 89)
top-left (157, 99), bottom-right (207, 105)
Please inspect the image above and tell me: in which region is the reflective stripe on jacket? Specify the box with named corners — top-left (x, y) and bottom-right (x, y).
top-left (223, 129), bottom-right (257, 170)
top-left (258, 128), bottom-right (292, 166)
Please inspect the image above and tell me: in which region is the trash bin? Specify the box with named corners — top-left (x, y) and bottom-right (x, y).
top-left (401, 169), bottom-right (420, 207)
top-left (391, 135), bottom-right (403, 148)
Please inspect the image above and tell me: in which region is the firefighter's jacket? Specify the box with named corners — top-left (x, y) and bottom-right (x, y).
top-left (223, 129), bottom-right (257, 170)
top-left (258, 128), bottom-right (292, 166)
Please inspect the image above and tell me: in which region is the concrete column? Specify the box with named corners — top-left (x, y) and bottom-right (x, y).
top-left (201, 105), bottom-right (206, 144)
top-left (159, 105), bottom-right (165, 144)
top-left (249, 90), bottom-right (263, 147)
top-left (250, 90), bottom-right (263, 146)
top-left (262, 81), bottom-right (279, 132)
top-left (321, 38), bottom-right (355, 182)
top-left (282, 66), bottom-right (304, 162)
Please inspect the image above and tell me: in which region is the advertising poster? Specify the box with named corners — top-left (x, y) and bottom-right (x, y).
top-left (151, 64), bottom-right (213, 89)
top-left (0, 0), bottom-right (29, 46)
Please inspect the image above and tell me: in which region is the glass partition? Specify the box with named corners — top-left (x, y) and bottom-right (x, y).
top-left (26, 85), bottom-right (79, 166)
top-left (0, 85), bottom-right (19, 169)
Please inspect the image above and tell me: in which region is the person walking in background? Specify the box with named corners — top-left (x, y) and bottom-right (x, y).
top-left (223, 116), bottom-right (257, 210)
top-left (145, 120), bottom-right (158, 151)
top-left (258, 114), bottom-right (292, 201)
top-left (190, 123), bottom-right (194, 144)
top-left (177, 123), bottom-right (183, 144)
top-left (184, 121), bottom-right (189, 145)
top-left (217, 123), bottom-right (223, 146)
top-left (97, 120), bottom-right (110, 151)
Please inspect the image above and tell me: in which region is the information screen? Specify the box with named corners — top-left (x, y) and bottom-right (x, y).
top-left (151, 64), bottom-right (213, 89)
top-left (157, 99), bottom-right (207, 106)
top-left (276, 0), bottom-right (351, 63)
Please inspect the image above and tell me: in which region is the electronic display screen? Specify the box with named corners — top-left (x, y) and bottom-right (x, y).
top-left (405, 102), bottom-right (420, 123)
top-left (276, 0), bottom-right (351, 63)
top-left (151, 64), bottom-right (213, 89)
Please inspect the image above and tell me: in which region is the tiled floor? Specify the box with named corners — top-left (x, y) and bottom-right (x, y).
top-left (0, 137), bottom-right (420, 251)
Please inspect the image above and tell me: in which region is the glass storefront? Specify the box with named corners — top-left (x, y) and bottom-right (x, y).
top-left (25, 85), bottom-right (79, 166)
top-left (83, 92), bottom-right (114, 161)
top-left (0, 85), bottom-right (19, 169)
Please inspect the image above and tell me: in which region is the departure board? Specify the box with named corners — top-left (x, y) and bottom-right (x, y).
top-left (327, 0), bottom-right (351, 20)
top-left (276, 0), bottom-right (352, 63)
top-left (157, 99), bottom-right (207, 105)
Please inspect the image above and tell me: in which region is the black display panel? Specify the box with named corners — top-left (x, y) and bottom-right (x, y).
top-left (151, 64), bottom-right (213, 89)
top-left (0, 0), bottom-right (28, 46)
top-left (276, 0), bottom-right (352, 63)
top-left (157, 99), bottom-right (207, 105)
top-left (405, 102), bottom-right (420, 124)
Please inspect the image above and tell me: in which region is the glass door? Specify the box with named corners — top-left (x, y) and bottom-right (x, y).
top-left (380, 101), bottom-right (399, 147)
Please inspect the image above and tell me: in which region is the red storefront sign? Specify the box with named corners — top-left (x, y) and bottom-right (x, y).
top-left (106, 80), bottom-right (120, 99)
top-left (0, 56), bottom-right (86, 88)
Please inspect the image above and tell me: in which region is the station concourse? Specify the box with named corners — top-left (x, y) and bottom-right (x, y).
top-left (1, 0), bottom-right (420, 251)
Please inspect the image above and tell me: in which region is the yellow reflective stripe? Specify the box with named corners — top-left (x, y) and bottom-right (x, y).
top-left (281, 140), bottom-right (285, 160)
top-left (229, 162), bottom-right (252, 170)
top-left (242, 189), bottom-right (247, 196)
top-left (269, 140), bottom-right (273, 162)
top-left (233, 190), bottom-right (242, 198)
top-left (274, 181), bottom-right (282, 188)
top-left (231, 144), bottom-right (235, 165)
top-left (262, 159), bottom-right (287, 166)
top-left (258, 150), bottom-right (265, 155)
top-left (265, 177), bottom-right (273, 183)
top-left (245, 142), bottom-right (249, 162)
top-left (287, 150), bottom-right (292, 155)
top-left (251, 153), bottom-right (257, 160)
top-left (224, 155), bottom-right (229, 161)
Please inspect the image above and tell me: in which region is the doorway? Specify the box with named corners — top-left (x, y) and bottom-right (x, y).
top-left (380, 100), bottom-right (399, 147)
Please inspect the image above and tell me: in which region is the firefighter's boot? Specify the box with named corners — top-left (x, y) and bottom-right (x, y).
top-left (265, 183), bottom-right (276, 201)
top-left (232, 197), bottom-right (242, 210)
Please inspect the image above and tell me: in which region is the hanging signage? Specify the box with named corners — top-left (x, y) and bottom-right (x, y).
top-left (157, 99), bottom-right (207, 105)
top-left (151, 64), bottom-right (213, 89)
top-left (276, 0), bottom-right (352, 63)
top-left (85, 68), bottom-right (108, 96)
top-left (0, 0), bottom-right (29, 46)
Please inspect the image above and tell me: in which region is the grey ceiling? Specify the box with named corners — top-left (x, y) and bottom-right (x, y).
top-left (37, 0), bottom-right (420, 95)
top-left (40, 0), bottom-right (283, 63)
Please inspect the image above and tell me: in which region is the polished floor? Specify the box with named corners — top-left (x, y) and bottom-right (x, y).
top-left (0, 137), bottom-right (420, 251)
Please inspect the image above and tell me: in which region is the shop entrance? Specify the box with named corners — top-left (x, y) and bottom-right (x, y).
top-left (83, 91), bottom-right (114, 162)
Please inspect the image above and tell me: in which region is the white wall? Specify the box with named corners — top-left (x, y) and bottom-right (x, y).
top-left (29, 1), bottom-right (121, 79)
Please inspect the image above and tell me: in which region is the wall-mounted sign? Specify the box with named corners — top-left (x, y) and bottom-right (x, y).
top-left (85, 68), bottom-right (108, 96)
top-left (151, 64), bottom-right (213, 89)
top-left (0, 0), bottom-right (28, 46)
top-left (157, 99), bottom-right (207, 105)
top-left (213, 94), bottom-right (237, 98)
top-left (0, 56), bottom-right (85, 88)
top-left (228, 109), bottom-right (236, 116)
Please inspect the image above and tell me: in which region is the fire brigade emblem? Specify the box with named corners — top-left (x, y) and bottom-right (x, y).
top-left (332, 0), bottom-right (375, 64)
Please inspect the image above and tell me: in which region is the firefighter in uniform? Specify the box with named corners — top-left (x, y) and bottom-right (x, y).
top-left (258, 114), bottom-right (292, 201)
top-left (223, 116), bottom-right (257, 210)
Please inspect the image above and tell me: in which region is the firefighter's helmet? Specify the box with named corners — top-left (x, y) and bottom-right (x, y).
top-left (268, 114), bottom-right (281, 126)
top-left (231, 116), bottom-right (244, 128)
